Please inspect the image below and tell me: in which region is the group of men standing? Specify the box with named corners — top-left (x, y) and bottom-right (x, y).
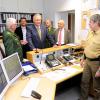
top-left (2, 13), bottom-right (100, 100)
top-left (3, 13), bottom-right (70, 60)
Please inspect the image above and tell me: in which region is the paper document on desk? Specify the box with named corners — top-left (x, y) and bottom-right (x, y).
top-left (22, 65), bottom-right (35, 72)
top-left (42, 67), bottom-right (80, 82)
top-left (34, 62), bottom-right (48, 71)
top-left (67, 43), bottom-right (80, 46)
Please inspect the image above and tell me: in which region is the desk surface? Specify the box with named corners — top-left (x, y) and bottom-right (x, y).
top-left (4, 66), bottom-right (83, 100)
top-left (42, 65), bottom-right (83, 84)
top-left (4, 73), bottom-right (56, 100)
top-left (5, 45), bottom-right (83, 100)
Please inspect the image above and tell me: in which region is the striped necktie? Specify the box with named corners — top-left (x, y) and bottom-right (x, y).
top-left (58, 30), bottom-right (62, 46)
top-left (37, 27), bottom-right (41, 39)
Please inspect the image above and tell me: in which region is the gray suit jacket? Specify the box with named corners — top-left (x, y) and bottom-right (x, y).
top-left (55, 28), bottom-right (69, 44)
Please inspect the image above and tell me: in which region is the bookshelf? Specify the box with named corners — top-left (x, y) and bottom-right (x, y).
top-left (0, 12), bottom-right (41, 34)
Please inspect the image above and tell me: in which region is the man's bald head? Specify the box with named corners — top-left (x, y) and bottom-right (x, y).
top-left (58, 19), bottom-right (65, 29)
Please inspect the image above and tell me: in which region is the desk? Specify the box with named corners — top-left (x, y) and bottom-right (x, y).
top-left (27, 45), bottom-right (83, 73)
top-left (5, 45), bottom-right (83, 100)
top-left (4, 66), bottom-right (83, 100)
top-left (4, 73), bottom-right (56, 100)
top-left (27, 45), bottom-right (70, 63)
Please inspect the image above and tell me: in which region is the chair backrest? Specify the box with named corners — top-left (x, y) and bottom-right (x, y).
top-left (0, 40), bottom-right (6, 59)
top-left (0, 45), bottom-right (6, 58)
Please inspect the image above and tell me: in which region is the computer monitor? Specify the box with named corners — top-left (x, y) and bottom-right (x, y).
top-left (1, 53), bottom-right (23, 85)
top-left (0, 62), bottom-right (9, 99)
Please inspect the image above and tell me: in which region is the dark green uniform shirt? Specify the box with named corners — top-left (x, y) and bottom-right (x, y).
top-left (46, 27), bottom-right (55, 48)
top-left (3, 30), bottom-right (23, 62)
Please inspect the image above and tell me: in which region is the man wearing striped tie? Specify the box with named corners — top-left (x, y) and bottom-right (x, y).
top-left (27, 14), bottom-right (56, 51)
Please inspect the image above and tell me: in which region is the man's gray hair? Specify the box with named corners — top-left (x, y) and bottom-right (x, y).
top-left (6, 18), bottom-right (16, 29)
top-left (90, 14), bottom-right (100, 26)
top-left (33, 14), bottom-right (42, 20)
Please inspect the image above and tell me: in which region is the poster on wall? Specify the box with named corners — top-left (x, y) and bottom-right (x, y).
top-left (80, 9), bottom-right (100, 41)
top-left (97, 0), bottom-right (100, 9)
top-left (81, 11), bottom-right (91, 30)
top-left (81, 9), bottom-right (100, 30)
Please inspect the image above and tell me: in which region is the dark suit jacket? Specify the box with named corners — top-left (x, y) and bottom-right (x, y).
top-left (15, 26), bottom-right (31, 40)
top-left (15, 26), bottom-right (31, 57)
top-left (55, 28), bottom-right (69, 44)
top-left (28, 24), bottom-right (55, 50)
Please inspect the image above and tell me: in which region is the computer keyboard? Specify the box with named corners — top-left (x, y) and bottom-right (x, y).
top-left (21, 78), bottom-right (41, 98)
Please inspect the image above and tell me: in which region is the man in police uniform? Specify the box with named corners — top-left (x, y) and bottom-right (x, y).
top-left (79, 14), bottom-right (100, 100)
top-left (3, 18), bottom-right (23, 62)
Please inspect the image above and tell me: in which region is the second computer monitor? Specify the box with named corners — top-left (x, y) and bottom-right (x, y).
top-left (1, 53), bottom-right (23, 85)
top-left (0, 63), bottom-right (9, 99)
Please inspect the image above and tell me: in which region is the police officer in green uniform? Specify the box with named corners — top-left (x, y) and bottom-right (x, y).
top-left (79, 14), bottom-right (100, 100)
top-left (3, 18), bottom-right (23, 62)
top-left (45, 19), bottom-right (55, 48)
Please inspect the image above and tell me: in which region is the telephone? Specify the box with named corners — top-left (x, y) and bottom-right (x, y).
top-left (63, 55), bottom-right (74, 61)
top-left (57, 56), bottom-right (68, 65)
top-left (63, 55), bottom-right (74, 65)
top-left (45, 54), bottom-right (60, 68)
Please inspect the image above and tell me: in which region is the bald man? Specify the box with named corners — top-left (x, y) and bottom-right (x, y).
top-left (27, 14), bottom-right (55, 50)
top-left (45, 19), bottom-right (56, 47)
top-left (55, 20), bottom-right (69, 46)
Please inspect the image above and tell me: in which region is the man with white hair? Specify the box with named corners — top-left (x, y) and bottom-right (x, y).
top-left (55, 19), bottom-right (70, 46)
top-left (2, 18), bottom-right (23, 61)
top-left (27, 14), bottom-right (55, 50)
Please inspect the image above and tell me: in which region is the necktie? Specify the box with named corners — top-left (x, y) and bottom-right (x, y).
top-left (37, 27), bottom-right (41, 39)
top-left (58, 30), bottom-right (62, 46)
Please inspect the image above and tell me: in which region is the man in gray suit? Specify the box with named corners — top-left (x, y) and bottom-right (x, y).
top-left (55, 20), bottom-right (70, 46)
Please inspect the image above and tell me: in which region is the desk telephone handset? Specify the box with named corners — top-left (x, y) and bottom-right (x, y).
top-left (45, 54), bottom-right (60, 68)
top-left (63, 55), bottom-right (73, 61)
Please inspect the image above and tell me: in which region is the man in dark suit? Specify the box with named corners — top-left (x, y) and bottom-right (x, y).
top-left (55, 19), bottom-right (70, 46)
top-left (28, 14), bottom-right (55, 50)
top-left (15, 17), bottom-right (31, 58)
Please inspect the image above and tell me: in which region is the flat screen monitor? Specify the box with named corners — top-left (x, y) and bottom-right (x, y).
top-left (1, 53), bottom-right (23, 85)
top-left (0, 63), bottom-right (9, 99)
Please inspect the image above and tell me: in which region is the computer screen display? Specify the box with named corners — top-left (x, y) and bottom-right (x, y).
top-left (0, 63), bottom-right (9, 99)
top-left (1, 53), bottom-right (23, 84)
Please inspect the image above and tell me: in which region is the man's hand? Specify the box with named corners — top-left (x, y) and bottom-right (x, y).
top-left (95, 67), bottom-right (100, 77)
top-left (33, 48), bottom-right (40, 53)
top-left (53, 44), bottom-right (57, 47)
top-left (80, 59), bottom-right (85, 68)
top-left (20, 40), bottom-right (28, 45)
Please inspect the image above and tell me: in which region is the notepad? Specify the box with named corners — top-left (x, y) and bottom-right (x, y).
top-left (22, 65), bottom-right (35, 72)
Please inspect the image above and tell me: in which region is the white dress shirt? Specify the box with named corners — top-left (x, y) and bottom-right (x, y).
top-left (57, 28), bottom-right (64, 45)
top-left (21, 26), bottom-right (26, 40)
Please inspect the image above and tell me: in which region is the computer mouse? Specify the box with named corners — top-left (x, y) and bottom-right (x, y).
top-left (31, 90), bottom-right (42, 99)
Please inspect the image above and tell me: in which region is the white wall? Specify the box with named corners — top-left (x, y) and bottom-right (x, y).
top-left (0, 0), bottom-right (99, 43)
top-left (43, 0), bottom-right (82, 43)
top-left (0, 0), bottom-right (43, 13)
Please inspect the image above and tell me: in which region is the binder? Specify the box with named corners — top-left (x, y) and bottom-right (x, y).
top-left (22, 61), bottom-right (38, 76)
